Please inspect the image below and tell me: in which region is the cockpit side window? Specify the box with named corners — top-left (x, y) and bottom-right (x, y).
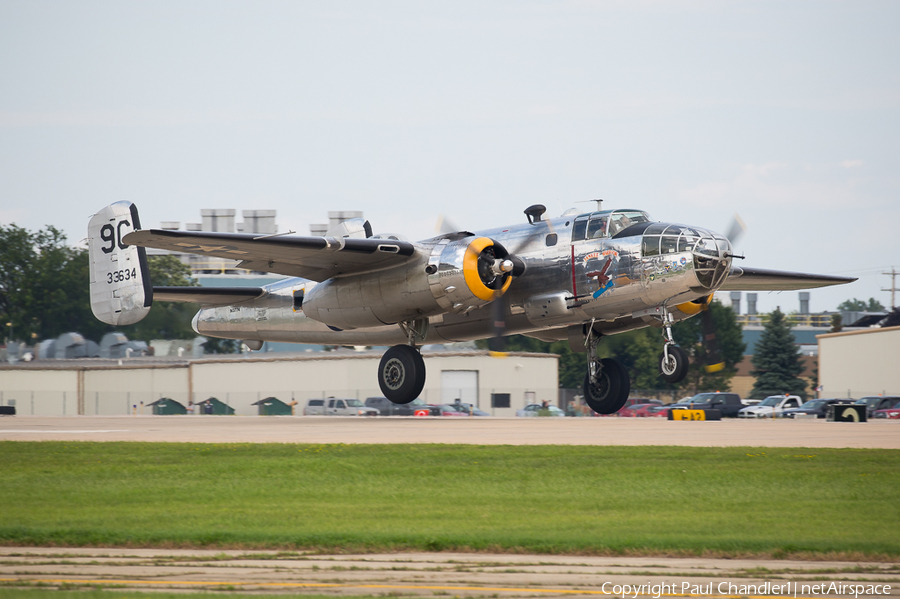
top-left (586, 216), bottom-right (608, 239)
top-left (572, 216), bottom-right (588, 242)
top-left (609, 211), bottom-right (650, 237)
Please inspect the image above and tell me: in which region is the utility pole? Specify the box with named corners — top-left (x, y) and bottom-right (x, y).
top-left (883, 267), bottom-right (899, 309)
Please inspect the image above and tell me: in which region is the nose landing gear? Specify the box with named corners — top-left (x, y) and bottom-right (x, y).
top-left (658, 305), bottom-right (689, 384)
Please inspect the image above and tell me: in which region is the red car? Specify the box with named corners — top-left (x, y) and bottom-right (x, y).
top-left (617, 403), bottom-right (659, 417)
top-left (873, 399), bottom-right (900, 419)
top-left (645, 405), bottom-right (673, 418)
top-left (429, 404), bottom-right (469, 417)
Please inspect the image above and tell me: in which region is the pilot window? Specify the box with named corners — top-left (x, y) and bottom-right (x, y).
top-left (572, 217), bottom-right (588, 241)
top-left (586, 216), bottom-right (607, 239)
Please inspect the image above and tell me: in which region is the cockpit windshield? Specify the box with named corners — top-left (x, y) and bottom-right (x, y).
top-left (572, 210), bottom-right (650, 242)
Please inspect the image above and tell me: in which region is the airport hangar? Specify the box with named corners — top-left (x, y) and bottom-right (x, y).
top-left (817, 325), bottom-right (900, 399)
top-left (0, 351), bottom-right (558, 417)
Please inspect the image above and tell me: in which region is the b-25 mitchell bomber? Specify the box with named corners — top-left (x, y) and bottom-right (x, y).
top-left (88, 201), bottom-right (853, 414)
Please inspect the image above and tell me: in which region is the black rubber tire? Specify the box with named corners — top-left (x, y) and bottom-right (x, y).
top-left (378, 345), bottom-right (426, 404)
top-left (659, 346), bottom-right (689, 384)
top-left (583, 358), bottom-right (631, 415)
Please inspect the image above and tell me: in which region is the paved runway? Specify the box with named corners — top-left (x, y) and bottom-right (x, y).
top-left (0, 415), bottom-right (898, 448)
top-left (2, 547), bottom-right (898, 598)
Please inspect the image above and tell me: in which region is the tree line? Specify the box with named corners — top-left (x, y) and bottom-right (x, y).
top-left (0, 223), bottom-right (199, 345)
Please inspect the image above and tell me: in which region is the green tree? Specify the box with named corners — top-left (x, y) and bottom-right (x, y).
top-left (1, 223), bottom-right (203, 344)
top-left (202, 337), bottom-right (241, 354)
top-left (0, 224), bottom-right (108, 342)
top-left (837, 297), bottom-right (885, 312)
top-left (829, 313), bottom-right (843, 333)
top-left (670, 301), bottom-right (746, 394)
top-left (750, 307), bottom-right (808, 400)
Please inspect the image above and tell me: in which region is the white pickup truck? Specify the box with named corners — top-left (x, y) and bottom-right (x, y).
top-left (738, 394), bottom-right (803, 418)
top-left (303, 398), bottom-right (379, 416)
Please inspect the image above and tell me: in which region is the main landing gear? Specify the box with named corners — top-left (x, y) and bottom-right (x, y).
top-left (582, 325), bottom-right (631, 415)
top-left (378, 320), bottom-right (427, 404)
top-left (582, 305), bottom-right (690, 415)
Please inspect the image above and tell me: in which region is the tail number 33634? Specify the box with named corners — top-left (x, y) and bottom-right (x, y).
top-left (107, 268), bottom-right (137, 284)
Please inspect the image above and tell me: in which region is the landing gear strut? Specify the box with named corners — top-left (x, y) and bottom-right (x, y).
top-left (378, 319), bottom-right (428, 404)
top-left (582, 324), bottom-right (630, 415)
top-left (657, 306), bottom-right (689, 384)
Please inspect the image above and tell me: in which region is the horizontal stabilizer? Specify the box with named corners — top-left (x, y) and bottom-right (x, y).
top-left (153, 286), bottom-right (265, 306)
top-left (720, 267), bottom-right (856, 291)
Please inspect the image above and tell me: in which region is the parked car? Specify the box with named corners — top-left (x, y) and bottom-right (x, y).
top-left (621, 398), bottom-right (663, 410)
top-left (873, 398), bottom-right (900, 419)
top-left (516, 403), bottom-right (566, 417)
top-left (430, 404), bottom-right (470, 417)
top-left (632, 403), bottom-right (666, 417)
top-left (738, 395), bottom-right (803, 418)
top-left (670, 392), bottom-right (745, 418)
top-left (854, 396), bottom-right (900, 419)
top-left (646, 404), bottom-right (672, 417)
top-left (441, 402), bottom-right (491, 416)
top-left (780, 398), bottom-right (850, 419)
top-left (304, 397), bottom-right (379, 416)
top-left (617, 403), bottom-right (659, 417)
top-left (365, 396), bottom-right (440, 416)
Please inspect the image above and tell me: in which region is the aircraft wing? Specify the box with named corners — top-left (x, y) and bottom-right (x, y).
top-left (153, 286), bottom-right (265, 307)
top-left (123, 229), bottom-right (418, 281)
top-left (720, 266), bottom-right (856, 291)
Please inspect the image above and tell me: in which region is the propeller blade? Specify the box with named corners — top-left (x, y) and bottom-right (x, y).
top-left (487, 293), bottom-right (508, 356)
top-left (435, 214), bottom-right (461, 235)
top-left (701, 306), bottom-right (725, 373)
top-left (726, 213), bottom-right (746, 245)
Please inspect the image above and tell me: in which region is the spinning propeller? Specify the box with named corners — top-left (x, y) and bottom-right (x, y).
top-left (695, 213), bottom-right (745, 374)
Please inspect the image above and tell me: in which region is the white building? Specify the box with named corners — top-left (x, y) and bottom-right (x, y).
top-left (817, 326), bottom-right (900, 399)
top-left (0, 351), bottom-right (558, 417)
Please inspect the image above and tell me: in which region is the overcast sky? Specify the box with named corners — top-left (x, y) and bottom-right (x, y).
top-left (1, 1), bottom-right (898, 314)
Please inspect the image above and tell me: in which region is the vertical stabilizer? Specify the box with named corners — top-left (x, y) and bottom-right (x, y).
top-left (88, 201), bottom-right (152, 325)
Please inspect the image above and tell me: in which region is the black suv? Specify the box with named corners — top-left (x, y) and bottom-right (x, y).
top-left (365, 397), bottom-right (440, 416)
top-left (670, 392), bottom-right (744, 418)
top-left (781, 398), bottom-right (851, 419)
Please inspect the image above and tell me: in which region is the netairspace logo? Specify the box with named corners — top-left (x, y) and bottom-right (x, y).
top-left (599, 581), bottom-right (892, 599)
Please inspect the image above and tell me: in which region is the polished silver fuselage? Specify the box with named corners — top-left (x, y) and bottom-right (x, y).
top-left (193, 211), bottom-right (732, 347)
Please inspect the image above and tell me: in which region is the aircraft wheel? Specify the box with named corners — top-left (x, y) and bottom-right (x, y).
top-left (583, 358), bottom-right (631, 415)
top-left (659, 345), bottom-right (689, 383)
top-left (378, 345), bottom-right (426, 404)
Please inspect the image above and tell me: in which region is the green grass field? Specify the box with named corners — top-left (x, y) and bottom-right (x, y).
top-left (1, 442), bottom-right (897, 558)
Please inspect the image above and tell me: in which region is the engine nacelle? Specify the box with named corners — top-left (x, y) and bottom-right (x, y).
top-left (427, 236), bottom-right (512, 314)
top-left (302, 236), bottom-right (513, 329)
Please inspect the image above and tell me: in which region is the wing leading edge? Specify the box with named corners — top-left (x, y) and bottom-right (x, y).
top-left (720, 267), bottom-right (856, 291)
top-left (123, 229), bottom-right (418, 281)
